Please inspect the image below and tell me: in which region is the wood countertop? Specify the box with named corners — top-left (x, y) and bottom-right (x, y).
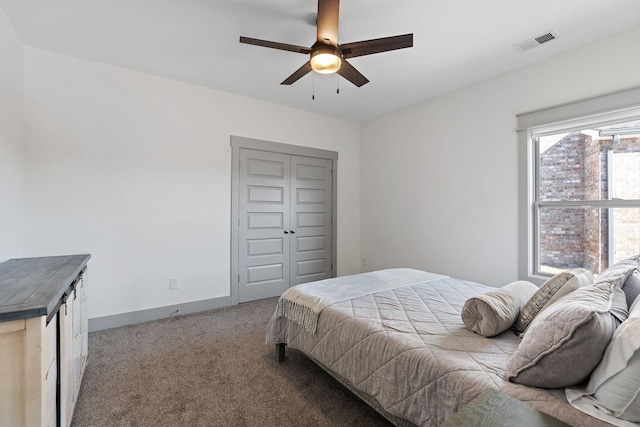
top-left (0, 254), bottom-right (91, 322)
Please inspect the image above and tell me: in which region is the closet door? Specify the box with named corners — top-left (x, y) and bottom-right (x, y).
top-left (290, 156), bottom-right (333, 286)
top-left (238, 149), bottom-right (291, 302)
top-left (236, 146), bottom-right (334, 303)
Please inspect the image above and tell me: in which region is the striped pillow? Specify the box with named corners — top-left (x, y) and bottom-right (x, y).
top-left (514, 268), bottom-right (593, 336)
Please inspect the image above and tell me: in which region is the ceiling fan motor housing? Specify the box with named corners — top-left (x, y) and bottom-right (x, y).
top-left (310, 44), bottom-right (343, 74)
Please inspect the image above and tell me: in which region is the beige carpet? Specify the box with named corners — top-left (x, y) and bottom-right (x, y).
top-left (71, 297), bottom-right (392, 427)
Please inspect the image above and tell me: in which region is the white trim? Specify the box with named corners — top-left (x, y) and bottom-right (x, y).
top-left (536, 200), bottom-right (640, 208)
top-left (530, 110), bottom-right (640, 137)
top-left (517, 86), bottom-right (640, 130)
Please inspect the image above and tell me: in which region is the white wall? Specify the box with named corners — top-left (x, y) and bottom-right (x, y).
top-left (23, 47), bottom-right (360, 319)
top-left (0, 6), bottom-right (23, 262)
top-left (360, 25), bottom-right (640, 287)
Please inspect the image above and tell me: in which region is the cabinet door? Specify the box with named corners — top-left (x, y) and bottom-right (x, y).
top-left (59, 296), bottom-right (76, 427)
top-left (73, 276), bottom-right (88, 395)
top-left (43, 314), bottom-right (58, 427)
top-left (59, 272), bottom-right (89, 427)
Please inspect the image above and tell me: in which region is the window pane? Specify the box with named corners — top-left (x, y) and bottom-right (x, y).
top-left (537, 120), bottom-right (640, 202)
top-left (538, 207), bottom-right (640, 275)
top-left (612, 207), bottom-right (640, 264)
top-left (611, 149), bottom-right (640, 200)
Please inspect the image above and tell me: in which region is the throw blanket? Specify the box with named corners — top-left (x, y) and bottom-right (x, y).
top-left (275, 268), bottom-right (447, 334)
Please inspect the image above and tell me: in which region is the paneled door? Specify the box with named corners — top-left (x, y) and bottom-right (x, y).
top-left (290, 155), bottom-right (333, 286)
top-left (238, 148), bottom-right (333, 303)
top-left (238, 149), bottom-right (291, 302)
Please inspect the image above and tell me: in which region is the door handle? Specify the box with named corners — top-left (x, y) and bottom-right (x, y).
top-left (283, 229), bottom-right (289, 234)
top-left (290, 229), bottom-right (296, 234)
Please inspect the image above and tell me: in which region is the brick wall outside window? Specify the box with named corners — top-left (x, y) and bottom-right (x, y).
top-left (539, 133), bottom-right (639, 274)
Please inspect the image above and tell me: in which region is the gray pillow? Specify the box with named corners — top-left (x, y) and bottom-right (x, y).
top-left (515, 268), bottom-right (593, 336)
top-left (596, 255), bottom-right (640, 309)
top-left (461, 280), bottom-right (539, 337)
top-left (506, 280), bottom-right (627, 388)
top-left (624, 270), bottom-right (640, 309)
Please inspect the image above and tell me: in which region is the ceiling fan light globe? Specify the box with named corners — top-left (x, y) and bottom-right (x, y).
top-left (310, 47), bottom-right (342, 74)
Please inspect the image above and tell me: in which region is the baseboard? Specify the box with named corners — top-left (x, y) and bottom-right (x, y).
top-left (88, 295), bottom-right (233, 332)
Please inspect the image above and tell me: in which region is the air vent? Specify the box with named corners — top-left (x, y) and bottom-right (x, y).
top-left (514, 30), bottom-right (558, 53)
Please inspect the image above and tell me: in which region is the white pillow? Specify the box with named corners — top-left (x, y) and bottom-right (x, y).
top-left (461, 280), bottom-right (538, 337)
top-left (566, 299), bottom-right (640, 426)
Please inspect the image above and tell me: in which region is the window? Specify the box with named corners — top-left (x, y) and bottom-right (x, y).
top-left (534, 121), bottom-right (640, 276)
top-left (517, 87), bottom-right (640, 282)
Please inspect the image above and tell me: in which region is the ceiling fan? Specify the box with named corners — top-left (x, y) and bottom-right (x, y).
top-left (239, 0), bottom-right (413, 87)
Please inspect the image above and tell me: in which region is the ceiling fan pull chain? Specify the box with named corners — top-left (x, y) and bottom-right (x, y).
top-left (337, 74), bottom-right (340, 94)
top-left (312, 73), bottom-right (315, 100)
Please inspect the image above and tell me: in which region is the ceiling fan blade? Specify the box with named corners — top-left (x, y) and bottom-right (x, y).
top-left (337, 59), bottom-right (369, 87)
top-left (340, 33), bottom-right (413, 59)
top-left (316, 0), bottom-right (339, 46)
top-left (240, 36), bottom-right (311, 54)
top-left (281, 61), bottom-right (313, 85)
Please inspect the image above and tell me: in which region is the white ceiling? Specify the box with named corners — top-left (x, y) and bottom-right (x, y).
top-left (3, 0), bottom-right (640, 122)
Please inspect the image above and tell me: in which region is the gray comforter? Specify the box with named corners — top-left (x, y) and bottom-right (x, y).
top-left (266, 272), bottom-right (611, 427)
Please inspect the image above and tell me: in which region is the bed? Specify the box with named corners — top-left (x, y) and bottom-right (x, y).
top-left (265, 268), bottom-right (617, 427)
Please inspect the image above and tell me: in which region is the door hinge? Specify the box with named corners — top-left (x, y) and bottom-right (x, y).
top-left (331, 216), bottom-right (333, 224)
top-left (331, 170), bottom-right (333, 178)
top-left (238, 274), bottom-right (240, 282)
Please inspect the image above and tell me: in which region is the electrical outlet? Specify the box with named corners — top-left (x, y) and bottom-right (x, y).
top-left (363, 256), bottom-right (368, 266)
top-left (170, 277), bottom-right (179, 290)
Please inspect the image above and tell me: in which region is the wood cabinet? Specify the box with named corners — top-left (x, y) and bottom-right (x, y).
top-left (0, 255), bottom-right (90, 427)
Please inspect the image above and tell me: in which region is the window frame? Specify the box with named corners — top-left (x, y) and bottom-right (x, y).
top-left (517, 86), bottom-right (640, 285)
